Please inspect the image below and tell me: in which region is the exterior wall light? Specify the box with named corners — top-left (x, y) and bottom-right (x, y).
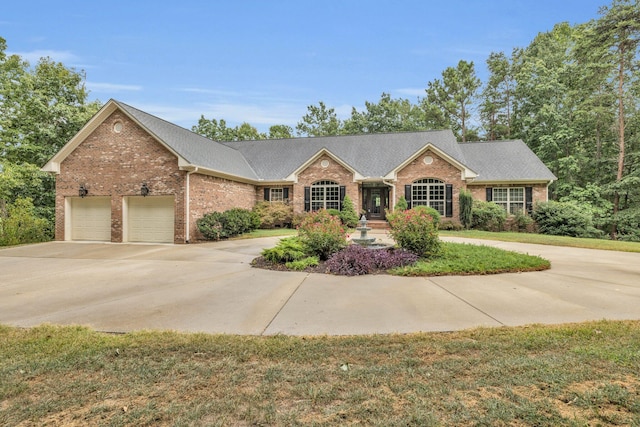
top-left (141, 183), bottom-right (150, 197)
top-left (79, 184), bottom-right (88, 198)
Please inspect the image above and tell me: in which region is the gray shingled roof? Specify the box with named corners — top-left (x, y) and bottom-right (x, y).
top-left (221, 130), bottom-right (464, 180)
top-left (117, 101), bottom-right (259, 180)
top-left (460, 140), bottom-right (557, 182)
top-left (115, 100), bottom-right (555, 183)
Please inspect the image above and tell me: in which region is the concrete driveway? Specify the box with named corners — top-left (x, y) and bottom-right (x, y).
top-left (1, 234), bottom-right (639, 335)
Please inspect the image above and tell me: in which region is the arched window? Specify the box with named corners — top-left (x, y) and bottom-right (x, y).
top-left (311, 180), bottom-right (340, 211)
top-left (412, 178), bottom-right (445, 215)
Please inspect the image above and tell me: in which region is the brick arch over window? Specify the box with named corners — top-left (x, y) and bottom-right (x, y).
top-left (404, 178), bottom-right (453, 217)
top-left (304, 180), bottom-right (346, 211)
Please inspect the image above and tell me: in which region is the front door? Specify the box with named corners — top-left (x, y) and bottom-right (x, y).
top-left (363, 187), bottom-right (389, 220)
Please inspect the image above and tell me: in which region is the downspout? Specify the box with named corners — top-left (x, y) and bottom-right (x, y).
top-left (185, 167), bottom-right (198, 243)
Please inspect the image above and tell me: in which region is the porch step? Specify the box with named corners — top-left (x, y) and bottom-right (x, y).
top-left (367, 220), bottom-right (389, 230)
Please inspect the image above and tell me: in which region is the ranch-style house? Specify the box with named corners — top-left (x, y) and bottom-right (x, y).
top-left (42, 99), bottom-right (556, 243)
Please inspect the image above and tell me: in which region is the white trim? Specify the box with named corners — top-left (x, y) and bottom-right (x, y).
top-left (383, 143), bottom-right (477, 181)
top-left (285, 148), bottom-right (364, 182)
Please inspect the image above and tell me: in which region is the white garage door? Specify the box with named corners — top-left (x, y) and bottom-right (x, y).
top-left (70, 197), bottom-right (111, 241)
top-left (127, 196), bottom-right (175, 243)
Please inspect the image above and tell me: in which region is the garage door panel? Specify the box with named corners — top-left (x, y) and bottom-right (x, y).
top-left (70, 197), bottom-right (111, 241)
top-left (128, 197), bottom-right (175, 243)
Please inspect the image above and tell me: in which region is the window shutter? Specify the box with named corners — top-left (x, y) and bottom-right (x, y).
top-left (486, 187), bottom-right (493, 202)
top-left (283, 188), bottom-right (289, 202)
top-left (525, 186), bottom-right (533, 214)
top-left (264, 188), bottom-right (270, 201)
top-left (445, 184), bottom-right (453, 218)
top-left (404, 185), bottom-right (412, 209)
top-left (304, 186), bottom-right (310, 212)
top-left (339, 186), bottom-right (346, 210)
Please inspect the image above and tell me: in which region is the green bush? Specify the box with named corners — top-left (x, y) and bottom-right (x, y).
top-left (297, 209), bottom-right (347, 260)
top-left (394, 196), bottom-right (408, 211)
top-left (327, 208), bottom-right (342, 218)
top-left (339, 195), bottom-right (360, 229)
top-left (197, 208), bottom-right (259, 240)
top-left (507, 210), bottom-right (535, 233)
top-left (440, 220), bottom-right (464, 231)
top-left (471, 201), bottom-right (507, 231)
top-left (0, 198), bottom-right (51, 246)
top-left (413, 205), bottom-right (440, 226)
top-left (285, 256), bottom-right (319, 271)
top-left (459, 189), bottom-right (473, 230)
top-left (533, 201), bottom-right (601, 238)
top-left (261, 236), bottom-right (307, 263)
top-left (386, 208), bottom-right (441, 258)
top-left (615, 208), bottom-right (640, 242)
top-left (252, 201), bottom-right (293, 229)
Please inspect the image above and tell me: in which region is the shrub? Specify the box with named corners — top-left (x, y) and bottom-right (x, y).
top-left (394, 196), bottom-right (408, 211)
top-left (459, 189), bottom-right (473, 229)
top-left (386, 208), bottom-right (441, 258)
top-left (340, 195), bottom-right (360, 228)
top-left (326, 244), bottom-right (418, 276)
top-left (506, 210), bottom-right (535, 233)
top-left (471, 201), bottom-right (507, 231)
top-left (439, 220), bottom-right (463, 231)
top-left (327, 208), bottom-right (342, 218)
top-left (414, 205), bottom-right (441, 226)
top-left (223, 208), bottom-right (259, 236)
top-left (533, 201), bottom-right (601, 238)
top-left (0, 198), bottom-right (51, 246)
top-left (261, 236), bottom-right (308, 263)
top-left (285, 256), bottom-right (319, 271)
top-left (615, 208), bottom-right (640, 242)
top-left (297, 209), bottom-right (347, 260)
top-left (252, 201), bottom-right (293, 229)
top-left (197, 208), bottom-right (259, 240)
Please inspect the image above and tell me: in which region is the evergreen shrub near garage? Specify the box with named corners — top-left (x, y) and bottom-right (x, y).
top-left (197, 208), bottom-right (259, 240)
top-left (0, 198), bottom-right (51, 246)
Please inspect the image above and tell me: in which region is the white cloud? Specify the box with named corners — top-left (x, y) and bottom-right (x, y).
top-left (9, 49), bottom-right (79, 64)
top-left (87, 82), bottom-right (143, 93)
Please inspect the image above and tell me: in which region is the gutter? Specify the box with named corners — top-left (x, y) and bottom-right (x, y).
top-left (185, 167), bottom-right (199, 243)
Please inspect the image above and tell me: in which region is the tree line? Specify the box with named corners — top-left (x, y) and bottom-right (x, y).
top-left (1, 0), bottom-right (638, 242)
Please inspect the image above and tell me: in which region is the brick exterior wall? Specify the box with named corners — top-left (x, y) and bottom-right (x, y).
top-left (292, 154), bottom-right (358, 214)
top-left (395, 150), bottom-right (465, 221)
top-left (188, 174), bottom-right (257, 241)
top-left (56, 111), bottom-right (187, 243)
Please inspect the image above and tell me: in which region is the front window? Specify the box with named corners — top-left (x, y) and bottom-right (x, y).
top-left (412, 178), bottom-right (445, 215)
top-left (493, 187), bottom-right (524, 214)
top-left (270, 188), bottom-right (284, 203)
top-left (311, 180), bottom-right (340, 211)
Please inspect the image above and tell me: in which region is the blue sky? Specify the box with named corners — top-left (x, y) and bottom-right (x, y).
top-left (3, 0), bottom-right (605, 132)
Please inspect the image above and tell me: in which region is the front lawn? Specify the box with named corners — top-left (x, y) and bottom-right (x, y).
top-left (390, 241), bottom-right (550, 276)
top-left (441, 230), bottom-right (640, 253)
top-left (2, 321), bottom-right (639, 426)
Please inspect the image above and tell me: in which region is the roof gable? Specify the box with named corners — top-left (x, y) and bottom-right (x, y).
top-left (43, 99), bottom-right (259, 181)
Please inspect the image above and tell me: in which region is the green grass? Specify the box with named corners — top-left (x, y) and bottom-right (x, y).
top-left (390, 242), bottom-right (550, 276)
top-left (1, 321), bottom-right (639, 425)
top-left (440, 230), bottom-right (640, 253)
top-left (233, 228), bottom-right (297, 239)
